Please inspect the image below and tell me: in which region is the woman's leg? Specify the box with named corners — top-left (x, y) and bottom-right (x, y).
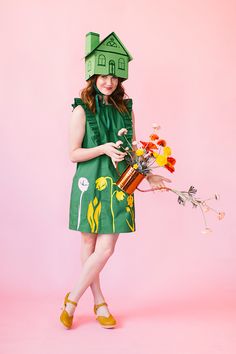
top-left (80, 232), bottom-right (106, 305)
top-left (65, 233), bottom-right (119, 316)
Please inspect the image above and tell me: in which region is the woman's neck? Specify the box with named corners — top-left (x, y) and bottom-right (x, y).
top-left (103, 95), bottom-right (109, 104)
top-left (98, 95), bottom-right (109, 104)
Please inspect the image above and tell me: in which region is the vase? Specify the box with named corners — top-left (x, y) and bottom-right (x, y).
top-left (116, 165), bottom-right (146, 194)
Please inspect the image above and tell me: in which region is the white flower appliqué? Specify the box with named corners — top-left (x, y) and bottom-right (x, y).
top-left (77, 177), bottom-right (89, 229)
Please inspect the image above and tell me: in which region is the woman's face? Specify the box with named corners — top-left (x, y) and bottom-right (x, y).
top-left (96, 75), bottom-right (119, 96)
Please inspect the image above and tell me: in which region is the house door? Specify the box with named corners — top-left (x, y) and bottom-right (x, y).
top-left (109, 60), bottom-right (115, 75)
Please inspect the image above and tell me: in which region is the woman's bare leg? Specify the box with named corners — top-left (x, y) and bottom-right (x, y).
top-left (65, 233), bottom-right (119, 316)
top-left (80, 233), bottom-right (107, 304)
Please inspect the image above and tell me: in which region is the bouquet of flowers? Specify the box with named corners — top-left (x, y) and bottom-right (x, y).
top-left (113, 124), bottom-right (225, 234)
top-left (116, 123), bottom-right (176, 174)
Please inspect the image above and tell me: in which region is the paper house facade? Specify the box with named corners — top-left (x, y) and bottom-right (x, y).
top-left (85, 32), bottom-right (133, 81)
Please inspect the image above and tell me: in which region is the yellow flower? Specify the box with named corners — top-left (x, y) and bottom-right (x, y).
top-left (163, 146), bottom-right (172, 156)
top-left (115, 191), bottom-right (125, 201)
top-left (156, 154), bottom-right (167, 166)
top-left (127, 195), bottom-right (134, 207)
top-left (135, 149), bottom-right (144, 156)
top-left (95, 177), bottom-right (107, 191)
top-left (133, 163), bottom-right (138, 169)
top-left (126, 206), bottom-right (130, 212)
top-left (153, 151), bottom-right (159, 158)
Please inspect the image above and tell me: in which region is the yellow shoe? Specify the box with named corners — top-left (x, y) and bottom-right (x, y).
top-left (94, 302), bottom-right (117, 329)
top-left (60, 292), bottom-right (77, 329)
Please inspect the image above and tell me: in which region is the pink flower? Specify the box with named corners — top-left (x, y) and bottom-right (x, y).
top-left (152, 123), bottom-right (161, 130)
top-left (115, 140), bottom-right (123, 148)
top-left (118, 128), bottom-right (128, 136)
top-left (217, 212), bottom-right (225, 220)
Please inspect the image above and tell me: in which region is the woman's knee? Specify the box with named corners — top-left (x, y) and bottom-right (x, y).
top-left (95, 234), bottom-right (119, 258)
top-left (81, 232), bottom-right (97, 250)
top-left (102, 245), bottom-right (115, 258)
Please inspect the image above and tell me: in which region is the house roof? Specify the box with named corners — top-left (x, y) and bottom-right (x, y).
top-left (85, 32), bottom-right (133, 60)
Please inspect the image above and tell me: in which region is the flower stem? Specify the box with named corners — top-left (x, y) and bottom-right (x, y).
top-left (106, 177), bottom-right (115, 232)
top-left (120, 146), bottom-right (134, 162)
top-left (123, 135), bottom-right (133, 150)
top-left (198, 203), bottom-right (208, 229)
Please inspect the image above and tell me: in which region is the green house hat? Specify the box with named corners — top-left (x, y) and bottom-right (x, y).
top-left (85, 32), bottom-right (133, 81)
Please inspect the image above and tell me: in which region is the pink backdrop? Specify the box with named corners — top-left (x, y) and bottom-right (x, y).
top-left (1, 0), bottom-right (235, 353)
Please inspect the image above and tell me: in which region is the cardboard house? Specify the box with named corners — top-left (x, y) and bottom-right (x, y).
top-left (85, 32), bottom-right (133, 81)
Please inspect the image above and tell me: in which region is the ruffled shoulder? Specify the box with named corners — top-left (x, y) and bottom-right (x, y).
top-left (71, 97), bottom-right (101, 145)
top-left (71, 97), bottom-right (86, 111)
top-left (124, 98), bottom-right (133, 113)
top-left (123, 98), bottom-right (133, 144)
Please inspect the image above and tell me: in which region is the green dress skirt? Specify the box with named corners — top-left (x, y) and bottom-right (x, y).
top-left (68, 97), bottom-right (136, 234)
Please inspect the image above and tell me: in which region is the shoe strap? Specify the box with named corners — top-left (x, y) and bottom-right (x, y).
top-left (67, 298), bottom-right (77, 306)
top-left (94, 302), bottom-right (108, 314)
top-left (65, 292), bottom-right (77, 307)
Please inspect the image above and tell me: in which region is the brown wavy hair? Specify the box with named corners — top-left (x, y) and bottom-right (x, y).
top-left (80, 75), bottom-right (129, 114)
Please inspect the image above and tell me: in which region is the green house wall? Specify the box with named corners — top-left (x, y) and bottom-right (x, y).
top-left (86, 51), bottom-right (128, 80)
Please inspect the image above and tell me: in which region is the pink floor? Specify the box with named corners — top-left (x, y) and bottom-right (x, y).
top-left (1, 292), bottom-right (235, 354)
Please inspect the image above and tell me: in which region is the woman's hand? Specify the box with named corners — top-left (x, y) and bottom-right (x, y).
top-left (146, 173), bottom-right (172, 190)
top-left (100, 142), bottom-right (127, 162)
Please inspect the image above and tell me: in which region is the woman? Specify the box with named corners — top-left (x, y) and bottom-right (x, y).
top-left (60, 33), bottom-right (169, 330)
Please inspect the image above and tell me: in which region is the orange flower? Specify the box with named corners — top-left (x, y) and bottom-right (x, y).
top-left (140, 141), bottom-right (157, 151)
top-left (157, 139), bottom-right (167, 147)
top-left (149, 134), bottom-right (159, 141)
top-left (167, 157), bottom-right (176, 165)
top-left (164, 163), bottom-right (175, 173)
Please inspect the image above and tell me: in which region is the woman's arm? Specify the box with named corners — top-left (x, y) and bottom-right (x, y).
top-left (68, 105), bottom-right (104, 163)
top-left (68, 105), bottom-right (126, 163)
top-left (131, 110), bottom-right (137, 142)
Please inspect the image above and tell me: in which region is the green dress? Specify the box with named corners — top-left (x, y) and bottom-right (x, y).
top-left (68, 97), bottom-right (136, 234)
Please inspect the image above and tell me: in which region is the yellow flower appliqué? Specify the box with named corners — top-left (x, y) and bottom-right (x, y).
top-left (127, 195), bottom-right (134, 207)
top-left (87, 196), bottom-right (101, 233)
top-left (126, 196), bottom-right (134, 231)
top-left (115, 191), bottom-right (125, 201)
top-left (95, 177), bottom-right (107, 191)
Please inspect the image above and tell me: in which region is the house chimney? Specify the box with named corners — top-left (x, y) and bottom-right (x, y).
top-left (85, 32), bottom-right (100, 56)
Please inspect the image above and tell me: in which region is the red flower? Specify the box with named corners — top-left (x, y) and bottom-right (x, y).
top-left (157, 139), bottom-right (167, 147)
top-left (167, 157), bottom-right (176, 165)
top-left (164, 163), bottom-right (175, 173)
top-left (149, 134), bottom-right (159, 141)
top-left (140, 141), bottom-right (158, 151)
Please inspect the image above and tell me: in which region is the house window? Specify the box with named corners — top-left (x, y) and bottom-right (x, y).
top-left (118, 58), bottom-right (125, 70)
top-left (109, 60), bottom-right (115, 75)
top-left (98, 55), bottom-right (106, 66)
